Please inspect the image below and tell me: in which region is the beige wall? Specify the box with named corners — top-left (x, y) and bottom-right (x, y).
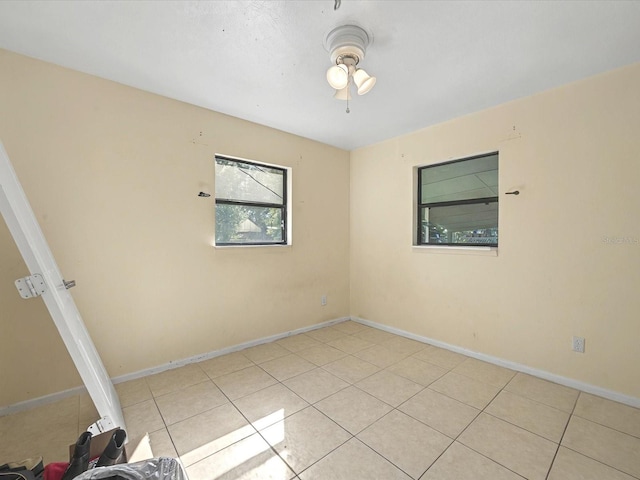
top-left (1, 220), bottom-right (82, 402)
top-left (2, 47), bottom-right (638, 408)
top-left (351, 63), bottom-right (640, 399)
top-left (0, 50), bottom-right (350, 407)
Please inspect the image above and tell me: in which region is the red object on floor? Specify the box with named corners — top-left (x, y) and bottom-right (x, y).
top-left (43, 463), bottom-right (67, 480)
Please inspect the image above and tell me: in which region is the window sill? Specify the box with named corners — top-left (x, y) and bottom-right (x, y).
top-left (412, 245), bottom-right (498, 256)
top-left (214, 243), bottom-right (292, 249)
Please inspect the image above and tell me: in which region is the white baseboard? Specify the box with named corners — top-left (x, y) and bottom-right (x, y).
top-left (351, 316), bottom-right (640, 409)
top-left (5, 314), bottom-right (638, 415)
top-left (0, 385), bottom-right (88, 417)
top-left (0, 316), bottom-right (350, 416)
top-left (112, 316), bottom-right (349, 385)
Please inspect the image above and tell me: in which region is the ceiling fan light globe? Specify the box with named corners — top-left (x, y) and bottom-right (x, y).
top-left (353, 69), bottom-right (376, 95)
top-left (333, 85), bottom-right (351, 100)
top-left (326, 64), bottom-right (349, 89)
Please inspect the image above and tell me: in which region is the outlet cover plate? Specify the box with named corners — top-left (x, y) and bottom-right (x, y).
top-left (572, 336), bottom-right (585, 353)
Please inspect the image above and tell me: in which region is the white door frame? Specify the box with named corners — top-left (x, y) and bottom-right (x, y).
top-left (0, 141), bottom-right (125, 432)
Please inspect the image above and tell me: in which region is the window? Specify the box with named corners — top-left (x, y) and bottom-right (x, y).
top-left (215, 155), bottom-right (288, 246)
top-left (417, 152), bottom-right (498, 247)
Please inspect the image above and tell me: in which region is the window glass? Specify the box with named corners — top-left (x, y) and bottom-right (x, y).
top-left (215, 156), bottom-right (287, 246)
top-left (420, 153), bottom-right (498, 204)
top-left (215, 158), bottom-right (284, 205)
top-left (215, 204), bottom-right (283, 244)
top-left (420, 202), bottom-right (498, 245)
top-left (418, 153), bottom-right (498, 247)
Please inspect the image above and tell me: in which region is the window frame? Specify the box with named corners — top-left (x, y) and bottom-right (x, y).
top-left (416, 152), bottom-right (499, 248)
top-left (214, 155), bottom-right (288, 247)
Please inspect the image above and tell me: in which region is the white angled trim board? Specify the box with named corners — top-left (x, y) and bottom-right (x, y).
top-left (0, 141), bottom-right (125, 428)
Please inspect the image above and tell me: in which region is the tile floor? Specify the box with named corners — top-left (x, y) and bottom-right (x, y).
top-left (1, 320), bottom-right (640, 479)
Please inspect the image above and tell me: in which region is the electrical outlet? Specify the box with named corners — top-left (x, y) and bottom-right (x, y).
top-left (321, 295), bottom-right (327, 306)
top-left (572, 336), bottom-right (585, 353)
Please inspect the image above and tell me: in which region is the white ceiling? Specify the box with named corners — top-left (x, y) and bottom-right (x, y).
top-left (1, 1), bottom-right (640, 150)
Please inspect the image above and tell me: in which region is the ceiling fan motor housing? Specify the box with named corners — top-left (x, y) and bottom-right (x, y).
top-left (325, 24), bottom-right (372, 65)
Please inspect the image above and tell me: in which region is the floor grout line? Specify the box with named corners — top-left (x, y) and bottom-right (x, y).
top-left (4, 322), bottom-right (640, 479)
top-left (544, 390), bottom-right (580, 480)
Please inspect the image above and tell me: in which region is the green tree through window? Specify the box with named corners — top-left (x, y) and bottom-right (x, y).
top-left (215, 156), bottom-right (288, 245)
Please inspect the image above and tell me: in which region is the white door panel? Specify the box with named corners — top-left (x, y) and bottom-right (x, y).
top-left (0, 141), bottom-right (125, 432)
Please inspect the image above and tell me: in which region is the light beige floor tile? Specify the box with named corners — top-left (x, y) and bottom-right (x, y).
top-left (429, 372), bottom-right (500, 409)
top-left (241, 343), bottom-right (291, 364)
top-left (358, 410), bottom-right (452, 479)
top-left (277, 334), bottom-right (323, 352)
top-left (296, 344), bottom-right (347, 366)
top-left (413, 347), bottom-right (467, 370)
top-left (574, 392), bottom-right (640, 438)
top-left (331, 320), bottom-right (368, 334)
top-left (548, 446), bottom-right (636, 480)
top-left (0, 396), bottom-right (78, 435)
top-left (168, 402), bottom-right (255, 466)
top-left (186, 432), bottom-right (295, 480)
top-left (146, 364), bottom-right (209, 397)
top-left (315, 386), bottom-right (392, 434)
top-left (322, 355), bottom-right (380, 384)
top-left (39, 430), bottom-right (77, 465)
top-left (155, 380), bottom-right (227, 425)
top-left (380, 336), bottom-right (430, 356)
top-left (386, 356), bottom-right (448, 386)
top-left (458, 413), bottom-right (558, 480)
top-left (356, 370), bottom-right (423, 407)
top-left (354, 344), bottom-right (407, 368)
top-left (299, 438), bottom-right (412, 480)
top-left (399, 388), bottom-right (480, 438)
top-left (234, 383), bottom-right (308, 430)
top-left (261, 406), bottom-right (351, 473)
top-left (198, 352), bottom-right (254, 378)
top-left (14, 332), bottom-right (639, 480)
top-left (78, 393), bottom-right (99, 432)
top-left (453, 358), bottom-right (516, 388)
top-left (485, 390), bottom-right (570, 442)
top-left (353, 328), bottom-right (398, 345)
top-left (0, 400), bottom-right (79, 464)
top-left (79, 413), bottom-right (101, 434)
top-left (79, 393), bottom-right (97, 418)
top-left (327, 335), bottom-right (373, 354)
top-left (123, 398), bottom-right (166, 438)
top-left (305, 327), bottom-right (347, 343)
top-left (41, 431), bottom-right (80, 463)
top-left (260, 354), bottom-right (316, 381)
top-left (283, 367), bottom-right (349, 404)
top-left (115, 378), bottom-right (153, 407)
top-left (505, 373), bottom-right (578, 413)
top-left (420, 442), bottom-right (524, 480)
top-left (561, 415), bottom-right (640, 477)
top-left (148, 428), bottom-right (178, 458)
top-left (350, 324), bottom-right (375, 334)
top-left (213, 365), bottom-right (277, 400)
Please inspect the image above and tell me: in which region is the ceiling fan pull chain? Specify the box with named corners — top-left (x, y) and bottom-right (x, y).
top-left (346, 76), bottom-right (350, 113)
